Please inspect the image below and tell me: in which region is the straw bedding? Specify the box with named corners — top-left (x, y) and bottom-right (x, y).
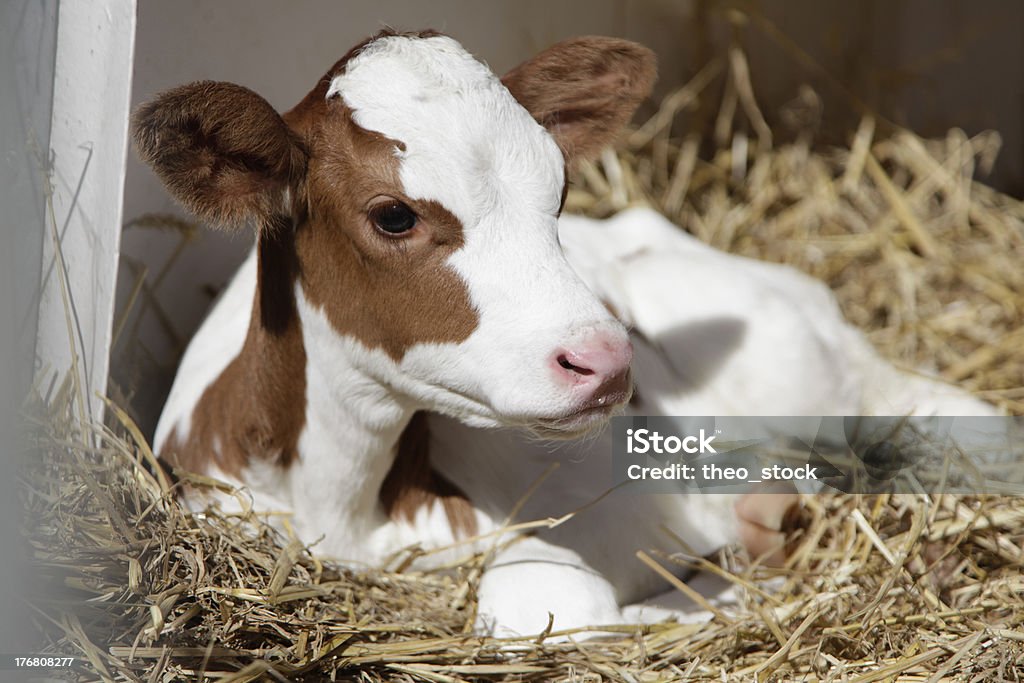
top-left (22, 34), bottom-right (1024, 683)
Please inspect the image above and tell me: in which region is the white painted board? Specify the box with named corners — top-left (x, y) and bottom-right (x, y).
top-left (36, 0), bottom-right (137, 421)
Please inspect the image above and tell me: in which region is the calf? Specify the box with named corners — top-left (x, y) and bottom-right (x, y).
top-left (137, 30), bottom-right (997, 636)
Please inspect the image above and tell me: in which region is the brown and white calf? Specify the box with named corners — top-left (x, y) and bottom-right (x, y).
top-left (137, 31), bottom-right (998, 636)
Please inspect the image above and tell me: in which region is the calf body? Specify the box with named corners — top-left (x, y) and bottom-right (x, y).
top-left (139, 31), bottom-right (997, 636)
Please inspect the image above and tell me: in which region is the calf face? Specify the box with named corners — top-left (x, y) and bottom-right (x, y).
top-left (134, 31), bottom-right (655, 437)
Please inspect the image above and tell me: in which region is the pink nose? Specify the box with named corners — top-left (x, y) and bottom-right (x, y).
top-left (552, 332), bottom-right (633, 406)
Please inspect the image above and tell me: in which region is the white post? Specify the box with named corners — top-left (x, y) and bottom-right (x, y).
top-left (37, 0), bottom-right (137, 421)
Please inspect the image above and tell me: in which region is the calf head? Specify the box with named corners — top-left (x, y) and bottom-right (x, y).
top-left (134, 30), bottom-right (655, 437)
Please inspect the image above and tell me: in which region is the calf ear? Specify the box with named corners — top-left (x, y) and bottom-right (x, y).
top-left (502, 37), bottom-right (656, 165)
top-left (132, 81), bottom-right (306, 229)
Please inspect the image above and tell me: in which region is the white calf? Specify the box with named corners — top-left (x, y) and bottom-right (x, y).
top-left (136, 31), bottom-right (996, 637)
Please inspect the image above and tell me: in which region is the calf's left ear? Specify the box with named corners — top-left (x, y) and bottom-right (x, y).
top-left (502, 36), bottom-right (656, 165)
top-left (133, 81), bottom-right (307, 230)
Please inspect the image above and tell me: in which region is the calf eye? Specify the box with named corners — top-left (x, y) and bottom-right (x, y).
top-left (369, 201), bottom-right (417, 235)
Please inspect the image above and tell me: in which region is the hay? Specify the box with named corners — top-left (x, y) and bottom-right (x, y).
top-left (21, 384), bottom-right (1024, 681)
top-left (22, 29), bottom-right (1024, 683)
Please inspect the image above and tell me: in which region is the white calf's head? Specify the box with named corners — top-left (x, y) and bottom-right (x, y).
top-left (135, 30), bottom-right (655, 436)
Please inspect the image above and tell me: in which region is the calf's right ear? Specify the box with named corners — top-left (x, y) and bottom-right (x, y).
top-left (132, 81), bottom-right (306, 229)
top-left (502, 37), bottom-right (656, 166)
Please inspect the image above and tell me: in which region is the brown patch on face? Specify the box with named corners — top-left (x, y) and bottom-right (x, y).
top-left (159, 219), bottom-right (307, 476)
top-left (381, 412), bottom-right (477, 538)
top-left (291, 98), bottom-right (479, 361)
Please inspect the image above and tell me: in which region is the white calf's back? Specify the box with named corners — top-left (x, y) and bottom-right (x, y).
top-left (560, 207), bottom-right (997, 417)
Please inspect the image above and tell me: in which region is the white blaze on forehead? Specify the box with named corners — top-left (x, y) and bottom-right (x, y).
top-left (326, 35), bottom-right (564, 225)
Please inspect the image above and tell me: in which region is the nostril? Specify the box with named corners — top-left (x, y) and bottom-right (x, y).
top-left (557, 354), bottom-right (595, 376)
